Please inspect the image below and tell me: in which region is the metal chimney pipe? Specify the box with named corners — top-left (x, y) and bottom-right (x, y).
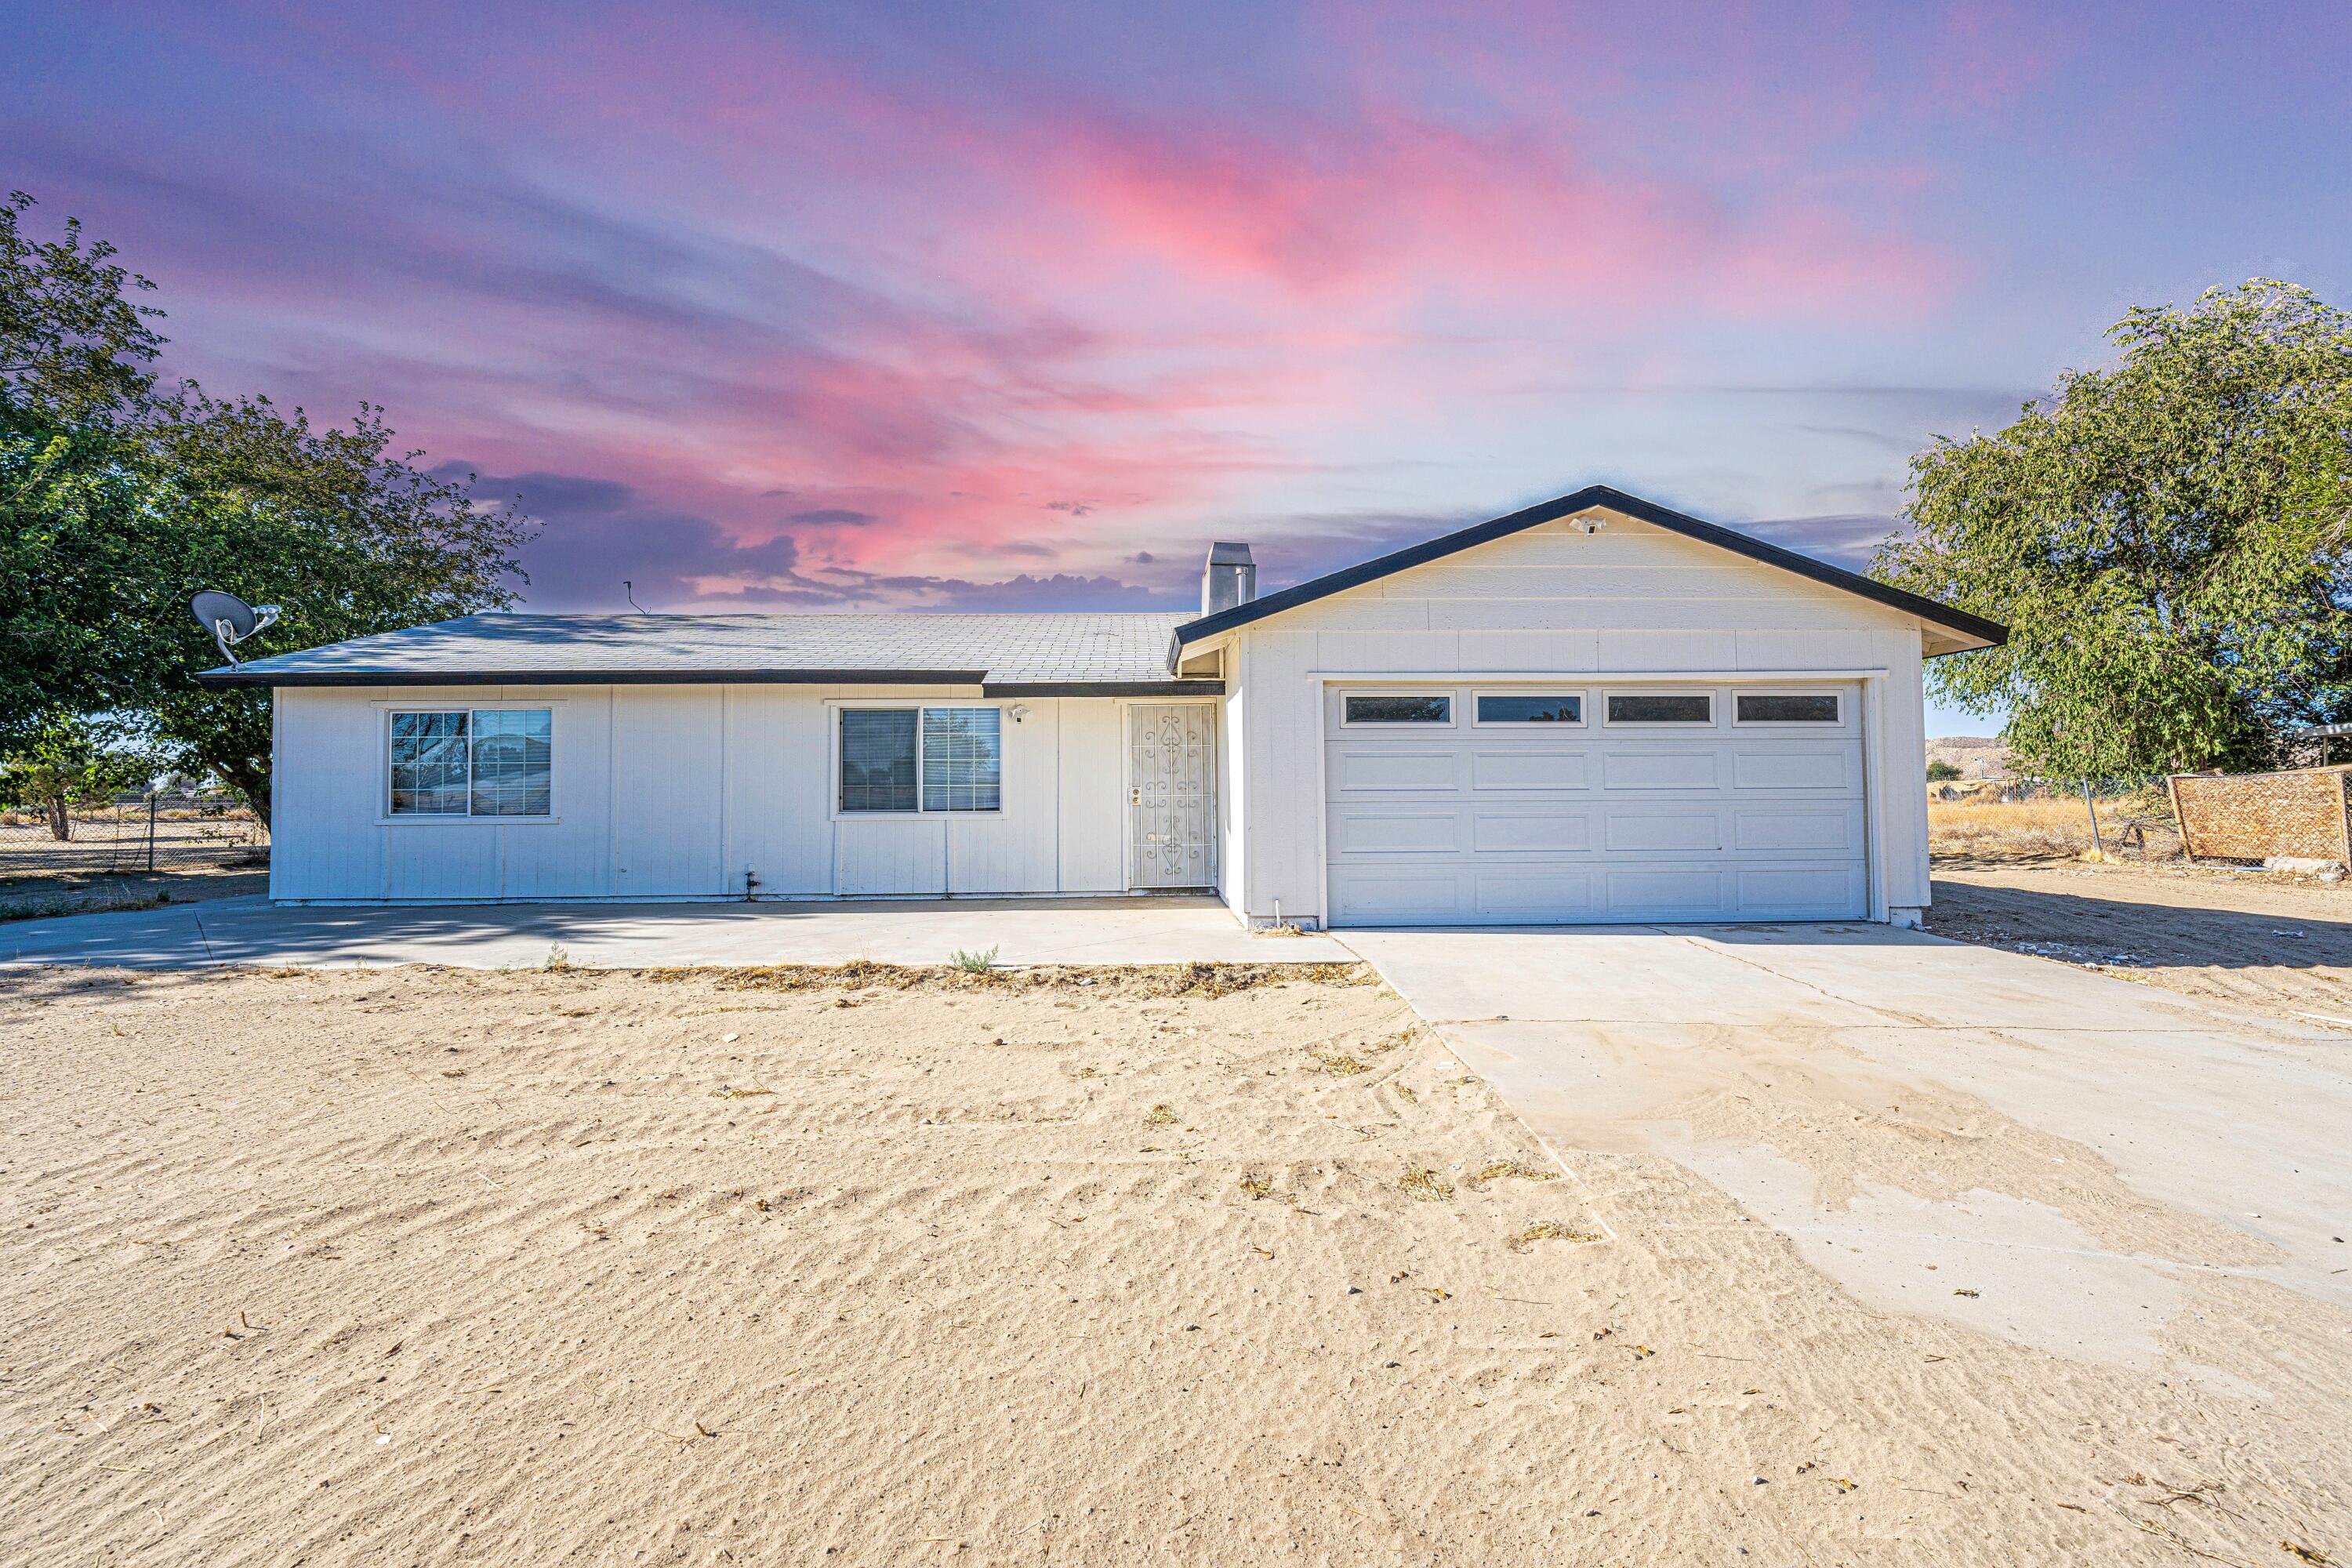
top-left (1201, 541), bottom-right (1256, 617)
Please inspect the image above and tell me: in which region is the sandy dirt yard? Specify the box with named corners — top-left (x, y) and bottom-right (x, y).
top-left (1929, 858), bottom-right (2352, 1025)
top-left (5, 961), bottom-right (2349, 1566)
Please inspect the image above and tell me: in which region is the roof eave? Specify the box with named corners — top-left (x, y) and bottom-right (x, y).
top-left (197, 666), bottom-right (993, 689)
top-left (195, 666), bottom-right (1223, 694)
top-left (1167, 484), bottom-right (2009, 653)
top-left (982, 680), bottom-right (1224, 698)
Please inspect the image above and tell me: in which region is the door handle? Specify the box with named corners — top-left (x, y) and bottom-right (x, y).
top-left (1130, 788), bottom-right (1141, 804)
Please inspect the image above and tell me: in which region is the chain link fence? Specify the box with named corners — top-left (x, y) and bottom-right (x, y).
top-left (0, 791), bottom-right (270, 881)
top-left (1926, 775), bottom-right (2183, 862)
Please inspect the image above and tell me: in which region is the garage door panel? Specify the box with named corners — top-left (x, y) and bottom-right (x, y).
top-left (1602, 750), bottom-right (1721, 791)
top-left (1472, 812), bottom-right (1590, 853)
top-left (1472, 750), bottom-right (1588, 791)
top-left (1477, 872), bottom-right (1594, 918)
top-left (1334, 750), bottom-right (1459, 793)
top-left (1334, 873), bottom-right (1461, 922)
top-left (1602, 809), bottom-right (1722, 853)
top-left (1737, 865), bottom-right (1866, 917)
top-left (1731, 747), bottom-right (1854, 790)
top-left (1603, 867), bottom-right (1727, 914)
top-left (1733, 804), bottom-right (1863, 852)
top-left (1326, 683), bottom-right (1864, 926)
top-left (1334, 810), bottom-right (1461, 855)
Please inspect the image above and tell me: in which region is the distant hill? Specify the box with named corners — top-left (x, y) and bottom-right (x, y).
top-left (1926, 737), bottom-right (2011, 779)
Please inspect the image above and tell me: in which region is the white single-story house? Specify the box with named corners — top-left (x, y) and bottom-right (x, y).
top-left (200, 485), bottom-right (2003, 927)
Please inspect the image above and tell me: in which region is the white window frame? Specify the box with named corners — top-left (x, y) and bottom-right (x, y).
top-left (1338, 690), bottom-right (1457, 730)
top-left (377, 702), bottom-right (559, 824)
top-left (829, 701), bottom-right (1005, 818)
top-left (1600, 688), bottom-right (1717, 728)
top-left (1468, 689), bottom-right (1589, 729)
top-left (1732, 689), bottom-right (1846, 728)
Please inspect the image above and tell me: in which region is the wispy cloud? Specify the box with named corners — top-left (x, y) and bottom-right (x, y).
top-left (10, 1), bottom-right (2338, 612)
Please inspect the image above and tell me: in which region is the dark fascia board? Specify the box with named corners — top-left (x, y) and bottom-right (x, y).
top-left (194, 666), bottom-right (991, 690)
top-left (194, 666), bottom-right (1225, 696)
top-left (982, 680), bottom-right (1225, 698)
top-left (1164, 484), bottom-right (2008, 664)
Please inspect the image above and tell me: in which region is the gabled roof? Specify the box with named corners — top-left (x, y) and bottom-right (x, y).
top-left (198, 612), bottom-right (1217, 695)
top-left (1166, 484), bottom-right (2006, 662)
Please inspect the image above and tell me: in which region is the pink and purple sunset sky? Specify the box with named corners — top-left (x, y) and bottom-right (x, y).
top-left (9, 2), bottom-right (2349, 734)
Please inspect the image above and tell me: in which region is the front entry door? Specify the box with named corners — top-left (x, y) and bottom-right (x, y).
top-left (1128, 704), bottom-right (1217, 889)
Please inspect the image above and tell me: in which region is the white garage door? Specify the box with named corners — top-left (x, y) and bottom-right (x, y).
top-left (1324, 684), bottom-right (1867, 926)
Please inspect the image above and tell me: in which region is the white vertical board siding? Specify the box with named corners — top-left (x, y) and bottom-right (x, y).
top-left (270, 684), bottom-right (1159, 902)
top-left (1056, 699), bottom-right (1125, 895)
top-left (388, 821), bottom-right (499, 900)
top-left (835, 818), bottom-right (946, 895)
top-left (499, 689), bottom-right (614, 899)
top-left (948, 699), bottom-right (1060, 893)
top-left (1239, 629), bottom-right (1325, 923)
top-left (723, 686), bottom-right (833, 895)
top-left (1229, 513), bottom-right (1943, 926)
top-left (271, 687), bottom-right (387, 900)
top-left (612, 686), bottom-right (728, 896)
top-left (1873, 635), bottom-right (1931, 909)
top-left (1218, 680), bottom-right (1246, 904)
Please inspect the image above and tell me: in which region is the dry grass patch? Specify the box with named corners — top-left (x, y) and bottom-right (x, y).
top-left (1928, 794), bottom-right (2154, 862)
top-left (1507, 1221), bottom-right (1605, 1252)
top-left (1398, 1165), bottom-right (1456, 1203)
top-left (641, 959), bottom-right (1374, 998)
top-left (1467, 1158), bottom-right (1560, 1190)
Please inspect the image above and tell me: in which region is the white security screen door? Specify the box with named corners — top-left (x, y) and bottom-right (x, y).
top-left (1128, 704), bottom-right (1218, 888)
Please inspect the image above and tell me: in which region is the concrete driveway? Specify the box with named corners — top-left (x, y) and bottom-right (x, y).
top-left (1343, 923), bottom-right (2352, 1371)
top-left (0, 894), bottom-right (1351, 969)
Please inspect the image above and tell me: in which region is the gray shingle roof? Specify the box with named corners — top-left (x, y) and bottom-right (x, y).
top-left (196, 612), bottom-right (1213, 691)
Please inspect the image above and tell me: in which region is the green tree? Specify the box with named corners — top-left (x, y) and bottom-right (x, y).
top-left (136, 388), bottom-right (531, 822)
top-left (1, 192), bottom-right (533, 822)
top-left (2, 191), bottom-right (172, 743)
top-left (0, 190), bottom-right (163, 417)
top-left (1875, 280), bottom-right (2352, 777)
top-left (0, 713), bottom-right (157, 841)
top-left (1926, 759), bottom-right (1962, 782)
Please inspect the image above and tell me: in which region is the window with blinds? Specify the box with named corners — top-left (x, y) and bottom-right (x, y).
top-left (470, 710), bottom-right (554, 815)
top-left (839, 708), bottom-right (920, 812)
top-left (922, 707), bottom-right (1001, 811)
top-left (389, 710), bottom-right (552, 817)
top-left (838, 707), bottom-right (1000, 813)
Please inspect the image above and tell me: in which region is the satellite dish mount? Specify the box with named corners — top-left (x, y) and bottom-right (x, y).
top-left (190, 590), bottom-right (282, 667)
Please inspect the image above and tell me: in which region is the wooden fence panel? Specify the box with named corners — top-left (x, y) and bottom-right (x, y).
top-left (2169, 766), bottom-right (2352, 862)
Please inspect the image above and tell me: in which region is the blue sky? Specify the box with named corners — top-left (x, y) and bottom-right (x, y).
top-left (8, 1), bottom-right (2348, 735)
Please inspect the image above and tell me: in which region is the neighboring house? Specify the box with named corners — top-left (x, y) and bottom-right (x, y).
top-left (200, 485), bottom-right (2003, 927)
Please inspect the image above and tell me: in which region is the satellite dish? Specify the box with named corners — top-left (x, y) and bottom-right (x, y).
top-left (191, 590), bottom-right (282, 666)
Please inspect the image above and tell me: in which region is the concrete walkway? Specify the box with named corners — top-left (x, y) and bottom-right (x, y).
top-left (0, 894), bottom-right (1351, 970)
top-left (1342, 923), bottom-right (2352, 1372)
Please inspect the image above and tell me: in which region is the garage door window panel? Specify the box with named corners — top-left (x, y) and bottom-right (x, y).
top-left (1474, 692), bottom-right (1584, 727)
top-left (1606, 691), bottom-right (1714, 726)
top-left (1735, 692), bottom-right (1842, 725)
top-left (1343, 693), bottom-right (1454, 727)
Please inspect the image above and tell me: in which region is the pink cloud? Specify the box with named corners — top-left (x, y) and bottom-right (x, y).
top-left (1009, 107), bottom-right (1955, 319)
top-left (83, 1), bottom-right (1991, 604)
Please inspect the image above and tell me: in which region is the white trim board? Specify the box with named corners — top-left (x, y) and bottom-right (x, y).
top-left (1308, 669), bottom-right (1890, 683)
